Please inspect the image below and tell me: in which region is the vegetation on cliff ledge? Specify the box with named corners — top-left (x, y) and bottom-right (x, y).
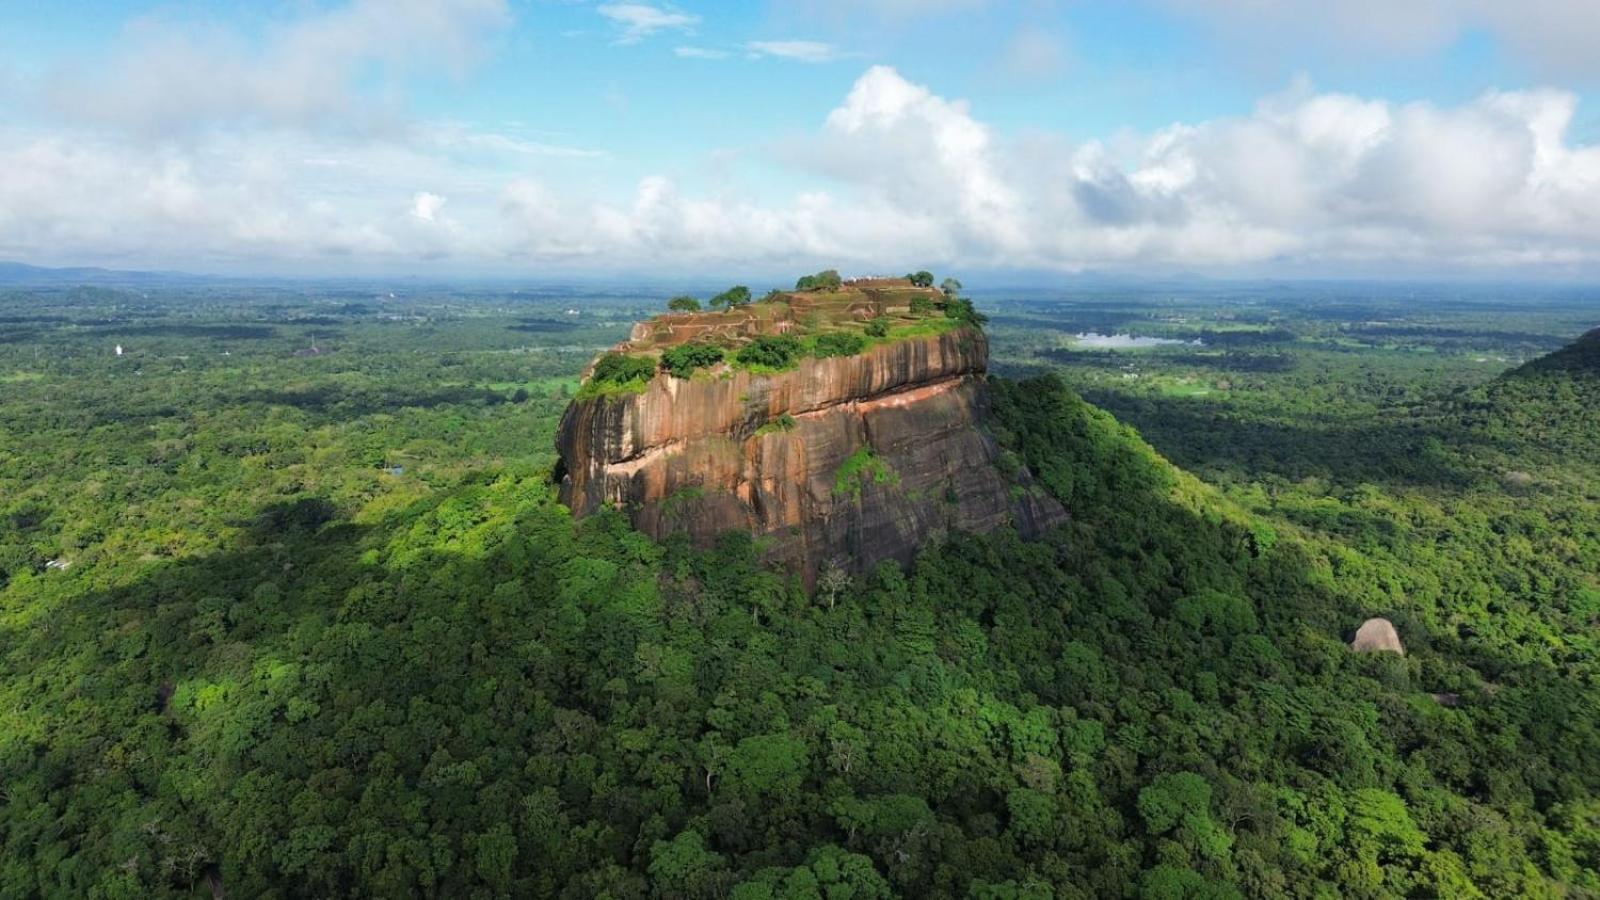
top-left (575, 351), bottom-right (657, 399)
top-left (574, 272), bottom-right (977, 388)
top-left (833, 446), bottom-right (899, 500)
top-left (660, 341), bottom-right (726, 378)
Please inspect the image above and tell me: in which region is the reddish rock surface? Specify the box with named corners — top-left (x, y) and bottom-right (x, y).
top-left (556, 303), bottom-right (1066, 583)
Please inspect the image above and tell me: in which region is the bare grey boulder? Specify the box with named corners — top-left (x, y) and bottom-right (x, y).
top-left (1351, 618), bottom-right (1405, 655)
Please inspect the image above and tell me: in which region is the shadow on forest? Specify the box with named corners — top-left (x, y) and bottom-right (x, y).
top-left (1078, 389), bottom-right (1477, 489)
top-left (1344, 325), bottom-right (1564, 344)
top-left (508, 319), bottom-right (581, 333)
top-left (90, 324), bottom-right (282, 341)
top-left (238, 383), bottom-right (510, 418)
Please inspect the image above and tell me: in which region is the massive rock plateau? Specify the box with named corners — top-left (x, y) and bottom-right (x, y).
top-left (555, 280), bottom-right (1065, 582)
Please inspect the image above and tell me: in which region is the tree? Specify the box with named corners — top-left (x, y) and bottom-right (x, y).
top-left (1347, 789), bottom-right (1427, 861)
top-left (661, 342), bottom-right (725, 378)
top-left (940, 277), bottom-right (963, 298)
top-left (1007, 788), bottom-right (1057, 847)
top-left (589, 352), bottom-right (657, 386)
top-left (817, 559), bottom-right (851, 609)
top-left (469, 823), bottom-right (517, 889)
top-left (1173, 589), bottom-right (1258, 634)
top-left (726, 733), bottom-right (808, 797)
top-left (906, 271), bottom-right (935, 288)
top-left (730, 846), bottom-right (891, 899)
top-left (1138, 772), bottom-right (1213, 835)
top-left (811, 331), bottom-right (866, 358)
top-left (945, 296), bottom-right (989, 327)
top-left (711, 286), bottom-right (752, 310)
top-left (734, 336), bottom-right (801, 369)
top-left (668, 295), bottom-right (701, 312)
top-left (649, 830), bottom-right (728, 898)
top-left (796, 269), bottom-right (842, 292)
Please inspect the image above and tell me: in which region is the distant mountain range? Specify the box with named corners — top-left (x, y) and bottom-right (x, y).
top-left (0, 261), bottom-right (220, 286)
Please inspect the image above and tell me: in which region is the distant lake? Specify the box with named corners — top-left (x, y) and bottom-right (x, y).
top-left (1072, 332), bottom-right (1203, 349)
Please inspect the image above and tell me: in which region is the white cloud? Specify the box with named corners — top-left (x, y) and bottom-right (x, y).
top-left (674, 46), bottom-right (730, 59)
top-left (9, 62), bottom-right (1600, 276)
top-left (424, 123), bottom-right (605, 159)
top-left (39, 0), bottom-right (510, 136)
top-left (503, 68), bottom-right (1600, 272)
top-left (745, 40), bottom-right (842, 63)
top-left (815, 66), bottom-right (1029, 254)
top-left (596, 3), bottom-right (699, 44)
top-left (411, 192), bottom-right (448, 222)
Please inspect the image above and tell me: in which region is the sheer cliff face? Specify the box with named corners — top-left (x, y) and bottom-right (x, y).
top-left (556, 325), bottom-right (1065, 581)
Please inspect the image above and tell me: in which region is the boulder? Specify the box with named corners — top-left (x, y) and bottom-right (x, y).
top-left (1351, 618), bottom-right (1405, 655)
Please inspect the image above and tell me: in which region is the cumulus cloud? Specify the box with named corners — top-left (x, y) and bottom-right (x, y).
top-left (9, 62), bottom-right (1600, 275)
top-left (596, 3), bottom-right (699, 44)
top-left (808, 66), bottom-right (1029, 255)
top-left (505, 68), bottom-right (1600, 272)
top-left (39, 0), bottom-right (510, 136)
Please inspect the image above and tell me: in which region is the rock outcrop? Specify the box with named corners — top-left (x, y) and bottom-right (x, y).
top-left (1351, 618), bottom-right (1404, 655)
top-left (555, 281), bottom-right (1065, 582)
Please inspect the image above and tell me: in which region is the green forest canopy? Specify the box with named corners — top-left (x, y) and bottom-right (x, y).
top-left (1, 284), bottom-right (1598, 898)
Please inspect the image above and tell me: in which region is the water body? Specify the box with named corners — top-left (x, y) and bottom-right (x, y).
top-left (1072, 332), bottom-right (1203, 349)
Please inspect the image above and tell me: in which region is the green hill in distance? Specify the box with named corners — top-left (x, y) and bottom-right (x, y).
top-left (1462, 327), bottom-right (1600, 469)
top-left (1508, 326), bottom-right (1600, 377)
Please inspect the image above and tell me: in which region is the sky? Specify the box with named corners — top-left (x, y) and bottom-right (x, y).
top-left (2, 0), bottom-right (1600, 280)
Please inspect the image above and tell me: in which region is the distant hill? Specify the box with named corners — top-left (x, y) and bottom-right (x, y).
top-left (0, 261), bottom-right (215, 287)
top-left (1506, 325), bottom-right (1600, 377)
top-left (1464, 327), bottom-right (1600, 467)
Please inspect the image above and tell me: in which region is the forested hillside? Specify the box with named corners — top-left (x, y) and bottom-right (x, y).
top-left (1463, 327), bottom-right (1600, 466)
top-left (2, 287), bottom-right (1599, 897)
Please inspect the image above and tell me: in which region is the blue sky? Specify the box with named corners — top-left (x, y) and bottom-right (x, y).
top-left (3, 1), bottom-right (1600, 278)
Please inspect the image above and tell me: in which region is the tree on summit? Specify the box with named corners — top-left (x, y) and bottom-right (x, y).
top-left (796, 269), bottom-right (842, 291)
top-left (945, 296), bottom-right (987, 327)
top-left (668, 295), bottom-right (701, 312)
top-left (711, 286), bottom-right (752, 310)
top-left (906, 271), bottom-right (935, 288)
